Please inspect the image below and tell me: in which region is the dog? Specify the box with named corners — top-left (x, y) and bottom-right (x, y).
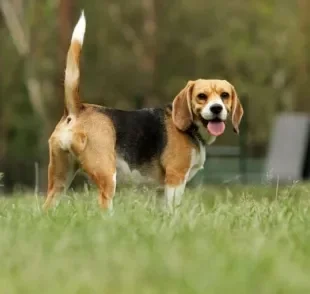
top-left (43, 11), bottom-right (244, 211)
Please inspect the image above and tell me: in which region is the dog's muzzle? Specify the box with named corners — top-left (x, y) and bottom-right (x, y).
top-left (200, 102), bottom-right (227, 137)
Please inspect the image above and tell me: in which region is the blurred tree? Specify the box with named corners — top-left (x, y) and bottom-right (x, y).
top-left (0, 0), bottom-right (71, 191)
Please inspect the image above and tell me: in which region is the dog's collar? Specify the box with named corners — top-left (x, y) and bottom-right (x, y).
top-left (165, 103), bottom-right (206, 147)
top-left (185, 123), bottom-right (206, 147)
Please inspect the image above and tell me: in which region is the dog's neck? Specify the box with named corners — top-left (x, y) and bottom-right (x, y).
top-left (186, 122), bottom-right (216, 147)
top-left (165, 103), bottom-right (216, 147)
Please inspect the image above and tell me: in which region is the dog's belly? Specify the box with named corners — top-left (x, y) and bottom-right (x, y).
top-left (115, 156), bottom-right (160, 184)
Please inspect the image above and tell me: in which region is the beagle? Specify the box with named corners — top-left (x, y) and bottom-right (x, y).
top-left (43, 12), bottom-right (244, 211)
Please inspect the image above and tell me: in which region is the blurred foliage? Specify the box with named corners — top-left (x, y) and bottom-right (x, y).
top-left (0, 0), bottom-right (308, 189)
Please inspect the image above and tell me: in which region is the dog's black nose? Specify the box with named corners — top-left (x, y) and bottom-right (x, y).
top-left (210, 104), bottom-right (223, 114)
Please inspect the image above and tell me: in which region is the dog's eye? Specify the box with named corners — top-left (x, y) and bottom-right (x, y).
top-left (197, 93), bottom-right (207, 100)
top-left (221, 92), bottom-right (229, 99)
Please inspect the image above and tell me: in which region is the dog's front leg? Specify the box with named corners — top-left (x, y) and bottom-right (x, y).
top-left (164, 169), bottom-right (188, 212)
top-left (164, 183), bottom-right (187, 212)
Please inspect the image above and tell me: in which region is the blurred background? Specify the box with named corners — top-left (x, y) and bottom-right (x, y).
top-left (0, 0), bottom-right (309, 194)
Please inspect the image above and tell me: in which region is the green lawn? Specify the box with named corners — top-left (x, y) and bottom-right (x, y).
top-left (1, 184), bottom-right (310, 293)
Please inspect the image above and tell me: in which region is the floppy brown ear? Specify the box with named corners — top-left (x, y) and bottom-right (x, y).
top-left (231, 85), bottom-right (244, 134)
top-left (172, 81), bottom-right (195, 131)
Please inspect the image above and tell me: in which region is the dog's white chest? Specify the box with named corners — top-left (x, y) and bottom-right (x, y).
top-left (187, 142), bottom-right (206, 183)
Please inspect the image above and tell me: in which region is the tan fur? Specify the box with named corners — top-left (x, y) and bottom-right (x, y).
top-left (64, 40), bottom-right (82, 115)
top-left (172, 81), bottom-right (195, 131)
top-left (161, 116), bottom-right (193, 186)
top-left (231, 85), bottom-right (244, 134)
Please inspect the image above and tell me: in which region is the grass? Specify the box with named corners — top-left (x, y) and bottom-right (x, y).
top-left (1, 183), bottom-right (310, 293)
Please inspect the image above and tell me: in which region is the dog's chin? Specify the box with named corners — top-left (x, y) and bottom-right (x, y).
top-left (200, 117), bottom-right (226, 137)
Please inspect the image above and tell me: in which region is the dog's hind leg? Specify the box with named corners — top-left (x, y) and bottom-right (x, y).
top-left (87, 169), bottom-right (116, 212)
top-left (81, 152), bottom-right (116, 212)
top-left (42, 138), bottom-right (73, 210)
top-left (97, 172), bottom-right (116, 212)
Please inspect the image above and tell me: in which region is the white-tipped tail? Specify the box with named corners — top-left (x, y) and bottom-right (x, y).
top-left (64, 10), bottom-right (86, 115)
top-left (71, 10), bottom-right (86, 44)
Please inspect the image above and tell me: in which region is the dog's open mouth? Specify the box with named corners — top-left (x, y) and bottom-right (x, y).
top-left (201, 117), bottom-right (226, 136)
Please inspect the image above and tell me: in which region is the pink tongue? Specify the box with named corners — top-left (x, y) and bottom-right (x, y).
top-left (207, 121), bottom-right (226, 136)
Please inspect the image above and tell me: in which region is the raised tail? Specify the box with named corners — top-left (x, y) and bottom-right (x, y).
top-left (64, 11), bottom-right (86, 115)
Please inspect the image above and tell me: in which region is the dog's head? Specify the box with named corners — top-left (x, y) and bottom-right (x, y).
top-left (172, 79), bottom-right (244, 136)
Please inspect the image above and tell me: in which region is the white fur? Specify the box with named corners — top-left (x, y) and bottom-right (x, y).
top-left (59, 130), bottom-right (72, 150)
top-left (107, 172), bottom-right (117, 214)
top-left (187, 143), bottom-right (206, 182)
top-left (116, 156), bottom-right (156, 184)
top-left (201, 96), bottom-right (227, 121)
top-left (64, 11), bottom-right (86, 114)
top-left (58, 116), bottom-right (75, 150)
top-left (112, 172), bottom-right (117, 195)
top-left (71, 11), bottom-right (86, 44)
top-left (116, 157), bottom-right (132, 176)
top-left (165, 183), bottom-right (187, 211)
